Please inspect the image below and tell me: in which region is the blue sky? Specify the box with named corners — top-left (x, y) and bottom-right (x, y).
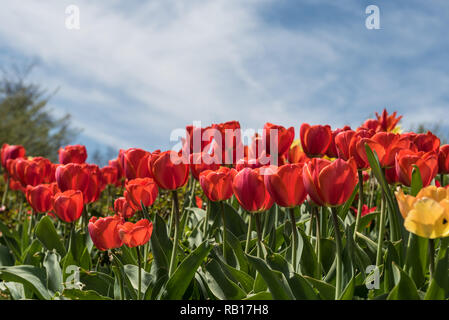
top-left (1, 0), bottom-right (448, 160)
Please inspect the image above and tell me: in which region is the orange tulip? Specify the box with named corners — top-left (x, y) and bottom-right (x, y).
top-left (303, 158), bottom-right (358, 206)
top-left (118, 219), bottom-right (153, 248)
top-left (395, 150), bottom-right (438, 187)
top-left (124, 178), bottom-right (159, 210)
top-left (199, 167), bottom-right (237, 202)
top-left (149, 150), bottom-right (189, 190)
top-left (52, 190), bottom-right (84, 223)
top-left (287, 145), bottom-right (309, 164)
top-left (88, 215), bottom-right (124, 251)
top-left (264, 163), bottom-right (307, 208)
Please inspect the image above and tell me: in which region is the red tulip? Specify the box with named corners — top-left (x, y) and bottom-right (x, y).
top-left (1, 144), bottom-right (25, 169)
top-left (121, 148), bottom-right (151, 180)
top-left (439, 145), bottom-right (449, 174)
top-left (109, 157), bottom-right (124, 186)
top-left (326, 126), bottom-right (351, 158)
top-left (408, 131), bottom-right (441, 153)
top-left (348, 129), bottom-right (378, 169)
top-left (264, 163), bottom-right (307, 208)
top-left (235, 157), bottom-right (264, 171)
top-left (300, 123), bottom-right (332, 157)
top-left (114, 197), bottom-right (136, 219)
top-left (58, 145), bottom-right (87, 164)
top-left (375, 109), bottom-right (402, 132)
top-left (303, 158), bottom-right (358, 206)
top-left (182, 125), bottom-right (213, 155)
top-left (232, 167), bottom-right (273, 213)
top-left (55, 163), bottom-right (89, 193)
top-left (195, 196), bottom-right (203, 209)
top-left (211, 121), bottom-right (244, 165)
top-left (395, 150), bottom-right (438, 187)
top-left (88, 215), bottom-right (124, 251)
top-left (287, 145), bottom-right (310, 164)
top-left (149, 151), bottom-right (189, 190)
top-left (52, 190), bottom-right (84, 223)
top-left (360, 119), bottom-right (380, 132)
top-left (124, 178), bottom-right (159, 210)
top-left (356, 132), bottom-right (412, 168)
top-left (100, 165), bottom-right (118, 189)
top-left (189, 153), bottom-right (220, 180)
top-left (118, 219), bottom-right (153, 248)
top-left (25, 184), bottom-right (53, 213)
top-left (263, 123), bottom-right (295, 156)
top-left (82, 164), bottom-right (102, 204)
top-left (199, 167), bottom-right (237, 202)
top-left (14, 158), bottom-right (48, 187)
top-left (335, 130), bottom-right (356, 160)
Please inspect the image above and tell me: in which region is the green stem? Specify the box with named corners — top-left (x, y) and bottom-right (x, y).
top-left (220, 201), bottom-right (227, 263)
top-left (1, 176), bottom-right (9, 208)
top-left (136, 246), bottom-right (142, 300)
top-left (314, 208), bottom-right (321, 278)
top-left (429, 239), bottom-right (435, 280)
top-left (353, 170), bottom-right (364, 240)
top-left (245, 213), bottom-right (253, 254)
top-left (168, 190), bottom-right (180, 277)
top-left (111, 251), bottom-right (125, 300)
top-left (330, 207), bottom-right (343, 300)
top-left (441, 174), bottom-right (445, 187)
top-left (289, 207), bottom-right (298, 271)
top-left (255, 212), bottom-right (263, 258)
top-left (376, 195), bottom-right (386, 266)
top-left (204, 199), bottom-right (210, 237)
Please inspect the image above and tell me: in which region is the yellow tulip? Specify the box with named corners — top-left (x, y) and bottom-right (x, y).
top-left (395, 186), bottom-right (449, 239)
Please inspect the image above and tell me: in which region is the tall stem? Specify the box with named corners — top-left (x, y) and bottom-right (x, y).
top-left (168, 190), bottom-right (180, 277)
top-left (289, 207), bottom-right (298, 271)
top-left (255, 212), bottom-right (263, 258)
top-left (314, 208), bottom-right (321, 278)
top-left (136, 246), bottom-right (142, 300)
top-left (330, 207), bottom-right (343, 300)
top-left (441, 174), bottom-right (445, 187)
top-left (111, 251), bottom-right (125, 300)
top-left (1, 176), bottom-right (9, 208)
top-left (204, 199), bottom-right (211, 236)
top-left (428, 239), bottom-right (435, 280)
top-left (220, 201), bottom-right (227, 263)
top-left (245, 213), bottom-right (253, 254)
top-left (353, 170), bottom-right (364, 240)
top-left (376, 195), bottom-right (386, 266)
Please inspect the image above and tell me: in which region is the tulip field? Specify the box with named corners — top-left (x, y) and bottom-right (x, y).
top-left (1, 109), bottom-right (449, 301)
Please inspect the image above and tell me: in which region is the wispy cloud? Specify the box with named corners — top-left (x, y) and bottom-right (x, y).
top-left (0, 0), bottom-right (448, 154)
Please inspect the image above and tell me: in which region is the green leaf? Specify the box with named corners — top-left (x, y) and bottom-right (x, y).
top-left (160, 240), bottom-right (212, 300)
top-left (0, 265), bottom-right (52, 300)
top-left (411, 166), bottom-right (423, 197)
top-left (43, 251), bottom-right (63, 294)
top-left (287, 273), bottom-right (320, 300)
top-left (204, 259), bottom-right (247, 300)
top-left (245, 253), bottom-right (294, 300)
top-left (63, 288), bottom-right (112, 300)
top-left (303, 276), bottom-right (336, 300)
top-left (365, 144), bottom-right (404, 244)
top-left (424, 238), bottom-right (449, 300)
top-left (35, 216), bottom-right (66, 256)
top-left (384, 241), bottom-right (400, 292)
top-left (150, 214), bottom-right (171, 282)
top-left (339, 275), bottom-right (355, 300)
top-left (243, 291), bottom-right (273, 300)
top-left (387, 263), bottom-right (420, 300)
top-left (404, 233), bottom-right (428, 289)
top-left (297, 228), bottom-right (318, 277)
top-left (123, 264), bottom-right (153, 296)
top-left (0, 244), bottom-right (14, 266)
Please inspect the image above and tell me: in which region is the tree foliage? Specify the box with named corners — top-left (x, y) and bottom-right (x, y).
top-left (0, 67), bottom-right (78, 162)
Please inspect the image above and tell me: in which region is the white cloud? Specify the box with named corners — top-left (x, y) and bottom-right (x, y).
top-left (0, 0), bottom-right (448, 151)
